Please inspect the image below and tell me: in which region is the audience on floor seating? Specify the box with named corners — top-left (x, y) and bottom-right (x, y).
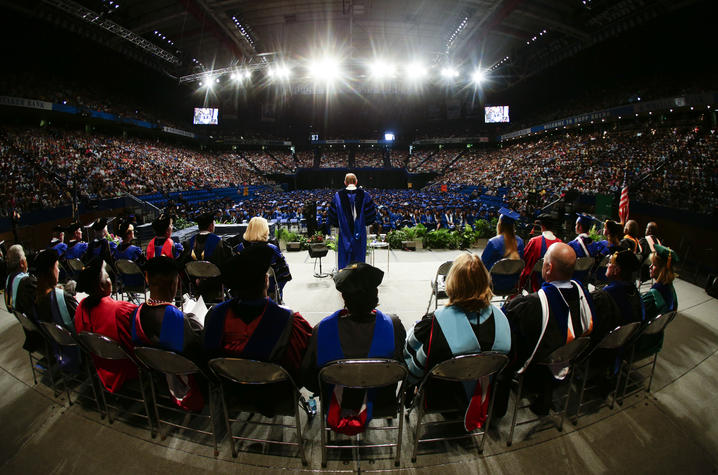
top-left (234, 217), bottom-right (292, 299)
top-left (404, 253), bottom-right (511, 430)
top-left (519, 214), bottom-right (562, 292)
top-left (64, 222), bottom-right (88, 261)
top-left (146, 214), bottom-right (183, 259)
top-left (116, 219), bottom-right (145, 264)
top-left (85, 217), bottom-right (117, 265)
top-left (481, 208), bottom-right (525, 293)
top-left (621, 220), bottom-right (643, 255)
top-left (48, 225), bottom-right (67, 258)
top-left (496, 243), bottom-right (599, 417)
top-left (5, 244), bottom-right (43, 352)
top-left (592, 250), bottom-right (645, 328)
top-left (74, 259), bottom-right (139, 392)
top-left (302, 262), bottom-right (406, 435)
top-left (567, 214), bottom-right (602, 283)
top-left (204, 245), bottom-right (311, 417)
top-left (130, 256), bottom-right (205, 411)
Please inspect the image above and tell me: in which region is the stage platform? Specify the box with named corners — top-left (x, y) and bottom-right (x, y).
top-left (1, 248), bottom-right (716, 473)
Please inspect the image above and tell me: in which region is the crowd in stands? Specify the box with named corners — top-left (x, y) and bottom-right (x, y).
top-left (319, 148), bottom-right (347, 168)
top-left (354, 148), bottom-right (384, 168)
top-left (295, 151), bottom-right (314, 168)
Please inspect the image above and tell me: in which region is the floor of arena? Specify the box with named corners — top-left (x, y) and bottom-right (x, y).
top-left (1, 248), bottom-right (717, 473)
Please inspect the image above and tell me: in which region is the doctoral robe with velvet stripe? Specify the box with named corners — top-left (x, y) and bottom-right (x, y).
top-left (327, 187), bottom-right (376, 269)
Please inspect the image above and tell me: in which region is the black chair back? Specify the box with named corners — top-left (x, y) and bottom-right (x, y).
top-left (40, 322), bottom-right (77, 347)
top-left (319, 359), bottom-right (407, 389)
top-left (185, 261), bottom-right (221, 279)
top-left (489, 258), bottom-right (524, 276)
top-left (134, 347), bottom-right (200, 376)
top-left (428, 352), bottom-right (508, 382)
top-left (642, 311), bottom-right (677, 336)
top-left (13, 311), bottom-right (41, 333)
top-left (76, 332), bottom-right (132, 360)
top-left (538, 336), bottom-right (592, 367)
top-left (116, 259), bottom-right (143, 278)
top-left (209, 358), bottom-right (290, 385)
top-left (597, 322), bottom-right (642, 350)
top-left (574, 257), bottom-right (595, 273)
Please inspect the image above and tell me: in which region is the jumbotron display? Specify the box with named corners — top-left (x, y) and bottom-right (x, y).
top-left (485, 106), bottom-right (510, 123)
top-left (193, 107), bottom-right (219, 125)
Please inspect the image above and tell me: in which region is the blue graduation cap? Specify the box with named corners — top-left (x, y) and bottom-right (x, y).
top-left (498, 207), bottom-right (520, 223)
top-left (576, 213), bottom-right (597, 230)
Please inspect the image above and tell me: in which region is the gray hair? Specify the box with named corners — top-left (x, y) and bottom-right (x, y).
top-left (6, 245), bottom-right (26, 273)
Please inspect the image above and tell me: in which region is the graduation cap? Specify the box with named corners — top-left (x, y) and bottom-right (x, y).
top-left (117, 220), bottom-right (134, 237)
top-left (152, 214), bottom-right (174, 235)
top-left (66, 222), bottom-right (82, 234)
top-left (612, 249), bottom-right (640, 274)
top-left (196, 212), bottom-right (214, 230)
top-left (604, 220), bottom-right (623, 237)
top-left (52, 224), bottom-right (65, 235)
top-left (33, 249), bottom-right (59, 276)
top-left (333, 262), bottom-right (384, 295)
top-left (536, 213), bottom-right (555, 229)
top-left (498, 207), bottom-right (520, 223)
top-left (91, 217), bottom-right (108, 232)
top-left (575, 213), bottom-right (596, 231)
top-left (144, 256), bottom-right (181, 279)
top-left (76, 257), bottom-right (104, 294)
top-left (653, 244), bottom-right (679, 266)
top-left (222, 245), bottom-right (274, 291)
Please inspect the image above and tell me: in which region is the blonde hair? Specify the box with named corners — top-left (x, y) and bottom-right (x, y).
top-left (651, 252), bottom-right (676, 285)
top-left (243, 217), bottom-right (270, 242)
top-left (497, 216), bottom-right (518, 259)
top-left (445, 253), bottom-right (493, 313)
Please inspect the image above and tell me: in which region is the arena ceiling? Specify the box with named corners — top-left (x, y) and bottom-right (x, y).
top-left (5, 0), bottom-right (704, 88)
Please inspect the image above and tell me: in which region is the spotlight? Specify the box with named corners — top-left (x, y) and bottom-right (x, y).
top-left (269, 65), bottom-right (291, 80)
top-left (308, 57), bottom-right (341, 82)
top-left (368, 59), bottom-right (396, 80)
top-left (230, 72), bottom-right (239, 80)
top-left (384, 132), bottom-right (395, 142)
top-left (198, 81), bottom-right (203, 86)
top-left (215, 77), bottom-right (220, 83)
top-left (471, 69), bottom-right (486, 85)
top-left (243, 70), bottom-right (251, 79)
top-left (440, 67), bottom-right (459, 79)
top-left (405, 62), bottom-right (428, 81)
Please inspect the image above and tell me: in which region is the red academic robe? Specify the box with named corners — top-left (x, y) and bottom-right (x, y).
top-left (519, 233), bottom-right (563, 292)
top-left (75, 296), bottom-right (139, 392)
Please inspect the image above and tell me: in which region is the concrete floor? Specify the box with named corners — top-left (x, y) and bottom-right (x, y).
top-left (1, 248), bottom-right (717, 474)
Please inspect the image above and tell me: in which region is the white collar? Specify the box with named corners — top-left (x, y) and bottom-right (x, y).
top-left (550, 280), bottom-right (573, 289)
top-left (199, 231), bottom-right (211, 235)
top-left (542, 231), bottom-right (556, 240)
top-left (346, 184), bottom-right (357, 190)
top-left (577, 233), bottom-right (589, 238)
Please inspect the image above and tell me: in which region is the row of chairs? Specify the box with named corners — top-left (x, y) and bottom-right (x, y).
top-left (11, 306), bottom-right (676, 465)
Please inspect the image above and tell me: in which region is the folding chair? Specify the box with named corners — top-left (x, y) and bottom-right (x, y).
top-left (318, 359), bottom-right (407, 467)
top-left (13, 311), bottom-right (57, 394)
top-left (572, 256), bottom-right (596, 284)
top-left (618, 311), bottom-right (678, 402)
top-left (65, 258), bottom-right (84, 281)
top-left (528, 258), bottom-right (544, 290)
top-left (40, 322), bottom-right (102, 412)
top-left (185, 260), bottom-right (224, 304)
top-left (489, 259), bottom-right (524, 302)
top-left (592, 255), bottom-right (611, 287)
top-left (570, 322), bottom-right (642, 425)
top-left (75, 332), bottom-right (154, 436)
top-left (411, 352), bottom-right (508, 461)
top-left (267, 266), bottom-right (284, 304)
top-left (507, 337), bottom-right (591, 446)
top-left (134, 347), bottom-right (220, 456)
top-left (426, 261), bottom-right (453, 314)
top-left (209, 358), bottom-right (307, 465)
top-left (114, 259), bottom-right (147, 304)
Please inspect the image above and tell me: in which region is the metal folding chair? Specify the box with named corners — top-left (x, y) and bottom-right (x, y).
top-left (75, 331), bottom-right (154, 436)
top-left (39, 322), bottom-right (103, 411)
top-left (134, 347), bottom-right (220, 456)
top-left (13, 311), bottom-right (58, 394)
top-left (209, 358), bottom-right (307, 465)
top-left (411, 352), bottom-right (508, 461)
top-left (507, 337), bottom-right (591, 446)
top-left (185, 260), bottom-right (224, 304)
top-left (426, 261), bottom-right (453, 314)
top-left (267, 266), bottom-right (283, 304)
top-left (65, 258), bottom-right (84, 281)
top-left (618, 311), bottom-right (678, 402)
top-left (571, 322), bottom-right (642, 425)
top-left (318, 359), bottom-right (407, 467)
top-left (592, 255), bottom-right (611, 287)
top-left (489, 258), bottom-right (524, 302)
top-left (572, 256), bottom-right (596, 283)
top-left (114, 259), bottom-right (147, 304)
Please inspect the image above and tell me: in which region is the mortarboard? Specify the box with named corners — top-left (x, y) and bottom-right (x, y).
top-left (333, 262), bottom-right (384, 294)
top-left (498, 207), bottom-right (520, 223)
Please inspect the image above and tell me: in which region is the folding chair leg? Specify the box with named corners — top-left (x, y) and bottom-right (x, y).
top-left (395, 390), bottom-right (406, 466)
top-left (85, 359), bottom-right (105, 418)
top-left (610, 361), bottom-right (624, 410)
top-left (139, 371), bottom-right (156, 438)
top-left (411, 393), bottom-right (425, 462)
top-left (480, 378), bottom-right (499, 454)
top-left (28, 353), bottom-right (38, 385)
top-left (507, 374), bottom-right (524, 447)
top-left (320, 399), bottom-right (328, 468)
top-left (646, 353), bottom-right (659, 393)
top-left (620, 348), bottom-right (636, 404)
top-left (219, 384), bottom-right (237, 458)
top-left (207, 384), bottom-right (219, 457)
top-left (573, 360), bottom-right (590, 425)
top-left (293, 392), bottom-right (308, 466)
top-left (559, 370), bottom-right (575, 432)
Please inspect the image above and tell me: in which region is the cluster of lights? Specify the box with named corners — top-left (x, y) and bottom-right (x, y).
top-left (526, 29), bottom-right (548, 45)
top-left (446, 16), bottom-right (469, 52)
top-left (490, 56), bottom-right (510, 71)
top-left (153, 30), bottom-right (176, 47)
top-left (191, 58), bottom-right (205, 71)
top-left (231, 15), bottom-right (255, 47)
top-left (101, 0), bottom-right (119, 11)
top-left (230, 70), bottom-right (252, 81)
top-left (581, 0), bottom-right (592, 8)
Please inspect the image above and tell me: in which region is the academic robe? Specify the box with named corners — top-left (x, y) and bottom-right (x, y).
top-left (48, 240), bottom-right (68, 258)
top-left (327, 187), bottom-right (377, 270)
top-left (636, 282), bottom-right (678, 355)
top-left (481, 235), bottom-right (525, 293)
top-left (567, 234), bottom-right (599, 284)
top-left (518, 233), bottom-right (562, 292)
top-left (64, 241), bottom-right (88, 260)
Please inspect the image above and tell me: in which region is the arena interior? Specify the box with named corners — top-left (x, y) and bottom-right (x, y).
top-left (1, 0), bottom-right (717, 473)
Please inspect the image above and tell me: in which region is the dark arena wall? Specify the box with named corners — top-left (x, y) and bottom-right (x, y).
top-left (295, 168), bottom-right (409, 189)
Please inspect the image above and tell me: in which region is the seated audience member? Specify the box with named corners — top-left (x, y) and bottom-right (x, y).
top-left (146, 214), bottom-right (183, 259)
top-left (481, 208), bottom-right (525, 293)
top-left (519, 214), bottom-right (562, 292)
top-left (64, 222), bottom-right (88, 260)
top-left (204, 246), bottom-right (311, 416)
top-left (115, 220), bottom-right (145, 264)
top-left (637, 245), bottom-right (679, 354)
top-left (182, 212), bottom-right (232, 267)
top-left (404, 253), bottom-right (511, 430)
top-left (48, 225), bottom-right (67, 258)
top-left (32, 249), bottom-right (80, 368)
top-left (497, 243), bottom-right (598, 416)
top-left (85, 217), bottom-right (117, 264)
top-left (74, 259), bottom-right (139, 392)
top-left (568, 213), bottom-right (600, 282)
top-left (592, 250), bottom-right (645, 330)
top-left (5, 244), bottom-right (41, 351)
top-left (302, 262), bottom-right (406, 435)
top-left (596, 220), bottom-right (624, 256)
top-left (235, 217), bottom-right (292, 299)
top-left (639, 221), bottom-right (662, 281)
top-left (621, 219), bottom-right (643, 255)
top-left (130, 257), bottom-right (204, 411)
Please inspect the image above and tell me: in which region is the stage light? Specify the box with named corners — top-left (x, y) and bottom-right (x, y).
top-left (308, 57), bottom-right (342, 82)
top-left (243, 70), bottom-right (251, 79)
top-left (369, 59), bottom-right (396, 80)
top-left (384, 132), bottom-right (395, 141)
top-left (198, 81), bottom-right (203, 86)
top-left (440, 67), bottom-right (459, 79)
top-left (230, 72), bottom-right (239, 80)
top-left (471, 69), bottom-right (486, 85)
top-left (215, 77), bottom-right (220, 83)
top-left (268, 65), bottom-right (291, 80)
top-left (405, 62), bottom-right (428, 81)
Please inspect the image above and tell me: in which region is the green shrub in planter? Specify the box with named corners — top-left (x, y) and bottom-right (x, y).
top-left (473, 219), bottom-right (491, 239)
top-left (386, 229), bottom-right (408, 249)
top-left (458, 224), bottom-right (480, 249)
top-left (425, 228), bottom-right (461, 249)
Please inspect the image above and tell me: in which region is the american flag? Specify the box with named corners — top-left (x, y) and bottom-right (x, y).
top-left (618, 175), bottom-right (629, 224)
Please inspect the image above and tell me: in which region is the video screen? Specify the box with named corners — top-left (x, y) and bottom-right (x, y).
top-left (485, 106), bottom-right (510, 123)
top-left (193, 107), bottom-right (218, 125)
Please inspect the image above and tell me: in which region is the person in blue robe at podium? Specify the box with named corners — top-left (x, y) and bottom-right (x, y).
top-left (327, 173), bottom-right (377, 270)
top-left (481, 208), bottom-right (525, 294)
